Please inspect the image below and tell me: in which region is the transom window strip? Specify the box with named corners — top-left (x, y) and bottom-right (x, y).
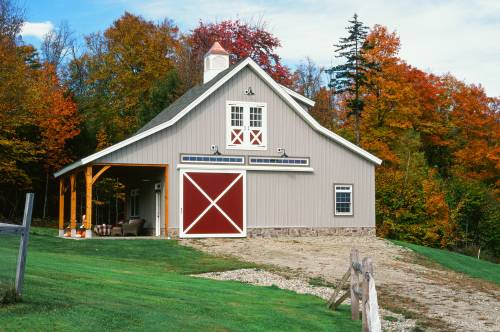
top-left (248, 156), bottom-right (309, 166)
top-left (180, 154), bottom-right (245, 165)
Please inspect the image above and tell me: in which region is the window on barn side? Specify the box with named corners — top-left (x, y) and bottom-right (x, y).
top-left (334, 184), bottom-right (353, 216)
top-left (130, 189), bottom-right (140, 217)
top-left (226, 101), bottom-right (267, 150)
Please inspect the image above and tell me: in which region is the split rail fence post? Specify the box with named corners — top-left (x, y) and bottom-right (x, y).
top-left (350, 248), bottom-right (360, 320)
top-left (15, 193), bottom-right (34, 297)
top-left (361, 257), bottom-right (373, 332)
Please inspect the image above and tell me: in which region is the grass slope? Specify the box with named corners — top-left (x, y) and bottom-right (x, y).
top-left (0, 228), bottom-right (359, 331)
top-left (392, 240), bottom-right (500, 284)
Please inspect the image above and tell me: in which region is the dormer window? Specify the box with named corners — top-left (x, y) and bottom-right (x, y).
top-left (226, 101), bottom-right (267, 150)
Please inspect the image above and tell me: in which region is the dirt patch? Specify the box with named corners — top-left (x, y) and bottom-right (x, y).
top-left (182, 236), bottom-right (500, 331)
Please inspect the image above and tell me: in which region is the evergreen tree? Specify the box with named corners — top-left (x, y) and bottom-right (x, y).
top-left (326, 14), bottom-right (371, 145)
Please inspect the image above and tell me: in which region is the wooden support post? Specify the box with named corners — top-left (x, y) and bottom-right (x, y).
top-left (85, 166), bottom-right (93, 237)
top-left (58, 178), bottom-right (65, 237)
top-left (164, 165), bottom-right (169, 237)
top-left (70, 174), bottom-right (76, 237)
top-left (362, 257), bottom-right (374, 332)
top-left (15, 193), bottom-right (34, 297)
top-left (350, 248), bottom-right (360, 320)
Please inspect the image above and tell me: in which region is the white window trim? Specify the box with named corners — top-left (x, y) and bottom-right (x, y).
top-left (334, 184), bottom-right (353, 216)
top-left (177, 163), bottom-right (314, 172)
top-left (226, 101), bottom-right (267, 151)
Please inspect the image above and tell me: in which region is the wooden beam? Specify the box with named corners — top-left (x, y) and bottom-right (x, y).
top-left (70, 174), bottom-right (76, 231)
top-left (327, 268), bottom-right (351, 309)
top-left (92, 165), bottom-right (111, 185)
top-left (93, 163), bottom-right (167, 167)
top-left (0, 223), bottom-right (24, 235)
top-left (85, 166), bottom-right (93, 230)
top-left (164, 165), bottom-right (169, 237)
top-left (58, 178), bottom-right (65, 230)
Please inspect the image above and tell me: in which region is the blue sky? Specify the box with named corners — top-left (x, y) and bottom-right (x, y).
top-left (22, 0), bottom-right (500, 96)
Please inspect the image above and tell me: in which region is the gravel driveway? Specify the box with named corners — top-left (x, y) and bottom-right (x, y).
top-left (182, 236), bottom-right (500, 331)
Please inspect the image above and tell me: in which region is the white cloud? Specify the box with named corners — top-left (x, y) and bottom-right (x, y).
top-left (120, 0), bottom-right (500, 96)
top-left (20, 21), bottom-right (54, 40)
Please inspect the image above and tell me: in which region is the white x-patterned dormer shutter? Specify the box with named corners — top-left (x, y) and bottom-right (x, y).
top-left (226, 101), bottom-right (267, 150)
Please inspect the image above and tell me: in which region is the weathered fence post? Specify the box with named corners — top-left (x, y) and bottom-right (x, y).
top-left (15, 193), bottom-right (34, 297)
top-left (328, 248), bottom-right (381, 331)
top-left (350, 248), bottom-right (360, 320)
top-left (362, 257), bottom-right (373, 332)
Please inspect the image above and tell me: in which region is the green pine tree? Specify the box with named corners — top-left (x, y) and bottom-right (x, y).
top-left (327, 14), bottom-right (371, 145)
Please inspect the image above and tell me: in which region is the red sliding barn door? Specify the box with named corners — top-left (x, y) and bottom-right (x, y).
top-left (180, 170), bottom-right (246, 238)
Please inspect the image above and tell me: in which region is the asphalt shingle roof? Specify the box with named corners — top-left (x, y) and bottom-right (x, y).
top-left (136, 65), bottom-right (235, 134)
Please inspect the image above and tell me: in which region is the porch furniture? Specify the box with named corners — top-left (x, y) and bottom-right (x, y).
top-left (122, 219), bottom-right (145, 236)
top-left (111, 226), bottom-right (123, 236)
top-left (94, 224), bottom-right (112, 236)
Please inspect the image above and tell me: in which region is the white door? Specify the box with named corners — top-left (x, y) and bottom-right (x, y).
top-left (155, 183), bottom-right (161, 236)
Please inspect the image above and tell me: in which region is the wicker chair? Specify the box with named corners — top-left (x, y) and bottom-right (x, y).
top-left (122, 219), bottom-right (145, 236)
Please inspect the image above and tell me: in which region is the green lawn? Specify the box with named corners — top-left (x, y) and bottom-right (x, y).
top-left (392, 240), bottom-right (500, 284)
top-left (0, 228), bottom-right (359, 331)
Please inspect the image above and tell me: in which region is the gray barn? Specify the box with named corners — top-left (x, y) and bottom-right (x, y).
top-left (55, 42), bottom-right (382, 239)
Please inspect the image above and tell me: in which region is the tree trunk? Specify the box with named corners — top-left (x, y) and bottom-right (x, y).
top-left (43, 171), bottom-right (49, 219)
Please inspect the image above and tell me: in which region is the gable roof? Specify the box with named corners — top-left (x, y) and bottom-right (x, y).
top-left (54, 58), bottom-right (381, 178)
top-left (137, 65), bottom-right (234, 134)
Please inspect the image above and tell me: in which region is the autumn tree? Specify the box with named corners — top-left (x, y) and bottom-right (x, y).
top-left (327, 14), bottom-right (372, 145)
top-left (293, 57), bottom-right (324, 99)
top-left (310, 87), bottom-right (337, 131)
top-left (69, 12), bottom-right (180, 146)
top-left (29, 64), bottom-right (79, 218)
top-left (0, 0), bottom-right (41, 217)
top-left (441, 76), bottom-right (500, 184)
top-left (40, 21), bottom-right (74, 73)
top-left (185, 20), bottom-right (293, 87)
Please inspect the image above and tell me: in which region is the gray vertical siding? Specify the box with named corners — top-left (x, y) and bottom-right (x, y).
top-left (96, 66), bottom-right (376, 230)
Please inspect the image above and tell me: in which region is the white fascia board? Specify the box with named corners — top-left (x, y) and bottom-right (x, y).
top-left (177, 164), bottom-right (314, 172)
top-left (280, 84), bottom-right (315, 107)
top-left (54, 57), bottom-right (380, 178)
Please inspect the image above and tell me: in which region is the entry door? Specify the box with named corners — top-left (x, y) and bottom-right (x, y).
top-left (155, 183), bottom-right (161, 236)
top-left (180, 170), bottom-right (246, 238)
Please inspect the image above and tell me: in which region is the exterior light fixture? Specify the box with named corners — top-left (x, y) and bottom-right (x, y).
top-left (277, 147), bottom-right (288, 158)
top-left (210, 144), bottom-right (221, 155)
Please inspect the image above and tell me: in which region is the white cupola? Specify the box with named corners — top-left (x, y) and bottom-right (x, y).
top-left (203, 41), bottom-right (230, 83)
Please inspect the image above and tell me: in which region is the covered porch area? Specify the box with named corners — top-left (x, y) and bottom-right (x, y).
top-left (57, 163), bottom-right (168, 239)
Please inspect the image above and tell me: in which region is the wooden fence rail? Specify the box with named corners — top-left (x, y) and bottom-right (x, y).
top-left (327, 248), bottom-right (381, 332)
top-left (0, 193), bottom-right (34, 297)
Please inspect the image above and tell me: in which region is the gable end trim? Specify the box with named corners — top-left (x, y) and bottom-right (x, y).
top-left (54, 58), bottom-right (380, 178)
